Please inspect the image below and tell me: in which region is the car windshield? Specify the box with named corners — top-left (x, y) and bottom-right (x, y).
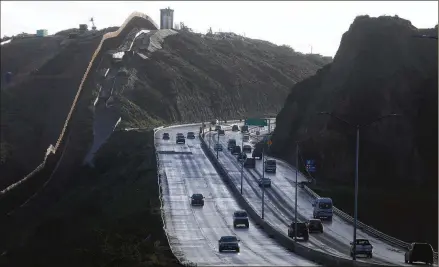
top-left (356, 240), bottom-right (371, 245)
top-left (220, 236), bottom-right (237, 242)
top-left (192, 194), bottom-right (203, 199)
top-left (266, 160), bottom-right (276, 165)
top-left (310, 220), bottom-right (320, 226)
top-left (163, 133), bottom-right (169, 136)
top-left (188, 132), bottom-right (194, 135)
top-left (319, 202), bottom-right (332, 209)
top-left (228, 139), bottom-right (236, 144)
top-left (413, 243), bottom-right (433, 252)
top-left (292, 223), bottom-right (307, 230)
top-left (235, 211), bottom-right (247, 217)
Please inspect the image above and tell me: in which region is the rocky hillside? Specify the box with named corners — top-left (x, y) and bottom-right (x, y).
top-left (1, 27), bottom-right (331, 188)
top-left (270, 15), bottom-right (438, 246)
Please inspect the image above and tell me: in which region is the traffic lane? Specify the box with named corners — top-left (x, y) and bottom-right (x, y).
top-left (157, 127), bottom-right (316, 266)
top-left (210, 132), bottom-right (349, 259)
top-left (218, 131), bottom-right (397, 265)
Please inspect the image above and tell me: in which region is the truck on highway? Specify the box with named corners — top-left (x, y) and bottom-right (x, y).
top-left (312, 197), bottom-right (333, 221)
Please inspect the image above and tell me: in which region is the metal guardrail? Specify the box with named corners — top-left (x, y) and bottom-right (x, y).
top-left (302, 185), bottom-right (438, 262)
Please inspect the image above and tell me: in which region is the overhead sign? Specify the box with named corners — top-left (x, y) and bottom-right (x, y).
top-left (245, 118), bottom-right (268, 127)
top-left (306, 159), bottom-right (316, 172)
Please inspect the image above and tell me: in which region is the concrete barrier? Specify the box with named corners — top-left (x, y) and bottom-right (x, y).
top-left (199, 132), bottom-right (390, 267)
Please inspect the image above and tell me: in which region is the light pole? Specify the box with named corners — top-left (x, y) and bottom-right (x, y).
top-left (240, 137), bottom-right (244, 195)
top-left (261, 145), bottom-right (265, 219)
top-left (318, 112), bottom-right (401, 260)
top-left (294, 142), bottom-right (299, 241)
top-left (216, 131), bottom-right (220, 159)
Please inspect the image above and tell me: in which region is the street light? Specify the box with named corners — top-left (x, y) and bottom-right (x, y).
top-left (216, 131), bottom-right (220, 159)
top-left (240, 137), bottom-right (244, 195)
top-left (261, 145), bottom-right (265, 220)
top-left (318, 111), bottom-right (401, 260)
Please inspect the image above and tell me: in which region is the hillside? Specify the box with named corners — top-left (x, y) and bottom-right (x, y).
top-left (270, 15), bottom-right (438, 247)
top-left (0, 26), bottom-right (331, 189)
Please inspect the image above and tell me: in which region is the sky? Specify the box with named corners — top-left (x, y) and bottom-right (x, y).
top-left (1, 1), bottom-right (438, 57)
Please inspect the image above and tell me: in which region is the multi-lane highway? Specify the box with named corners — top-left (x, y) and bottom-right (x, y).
top-left (206, 122), bottom-right (416, 266)
top-left (155, 124), bottom-right (317, 266)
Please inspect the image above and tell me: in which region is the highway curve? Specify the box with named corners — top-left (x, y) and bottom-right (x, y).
top-left (155, 124), bottom-right (317, 266)
top-left (207, 123), bottom-right (419, 266)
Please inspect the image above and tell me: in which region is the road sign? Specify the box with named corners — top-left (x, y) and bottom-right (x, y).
top-left (306, 160), bottom-right (316, 172)
top-left (245, 118), bottom-right (268, 127)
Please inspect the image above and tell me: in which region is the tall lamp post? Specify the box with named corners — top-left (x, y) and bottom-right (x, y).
top-left (318, 112), bottom-right (401, 260)
top-left (240, 137), bottom-right (244, 195)
top-left (216, 131), bottom-right (220, 159)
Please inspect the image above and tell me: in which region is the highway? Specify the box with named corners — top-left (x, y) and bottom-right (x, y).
top-left (155, 124), bottom-right (317, 266)
top-left (206, 122), bottom-right (417, 266)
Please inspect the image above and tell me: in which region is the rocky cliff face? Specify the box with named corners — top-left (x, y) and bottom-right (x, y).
top-left (271, 15), bottom-right (438, 188)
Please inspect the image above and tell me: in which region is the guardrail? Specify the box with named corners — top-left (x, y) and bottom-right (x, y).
top-left (198, 131), bottom-right (390, 267)
top-left (269, 156), bottom-right (438, 263)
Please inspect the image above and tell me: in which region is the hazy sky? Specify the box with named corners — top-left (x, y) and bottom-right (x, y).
top-left (1, 1), bottom-right (437, 56)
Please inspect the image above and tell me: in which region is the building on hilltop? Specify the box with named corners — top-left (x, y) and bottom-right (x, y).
top-left (160, 7), bottom-right (174, 29)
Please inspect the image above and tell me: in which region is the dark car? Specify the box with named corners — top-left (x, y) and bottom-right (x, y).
top-left (288, 222), bottom-right (309, 241)
top-left (252, 148), bottom-right (262, 159)
top-left (306, 219), bottom-right (323, 233)
top-left (264, 159), bottom-right (277, 173)
top-left (242, 144), bottom-right (252, 153)
top-left (227, 139), bottom-right (237, 150)
top-left (187, 132), bottom-right (195, 139)
top-left (215, 125), bottom-right (221, 131)
top-left (232, 125), bottom-right (239, 131)
top-left (241, 125), bottom-right (249, 133)
top-left (237, 152), bottom-right (247, 162)
top-left (243, 158), bottom-right (256, 168)
top-left (231, 145), bottom-right (241, 155)
top-left (405, 243), bottom-right (434, 265)
top-left (233, 210), bottom-right (249, 228)
top-left (218, 129), bottom-right (225, 136)
top-left (190, 193), bottom-right (205, 206)
top-left (350, 239), bottom-right (373, 258)
top-left (218, 236), bottom-right (240, 253)
top-left (214, 143), bottom-right (223, 151)
top-left (176, 136), bottom-right (185, 144)
top-left (162, 132), bottom-right (170, 140)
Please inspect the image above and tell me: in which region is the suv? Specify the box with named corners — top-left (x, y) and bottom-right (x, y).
top-left (241, 125), bottom-right (249, 133)
top-left (176, 135), bottom-right (185, 144)
top-left (244, 158), bottom-right (256, 168)
top-left (231, 145), bottom-right (241, 155)
top-left (306, 219), bottom-right (323, 233)
top-left (232, 125), bottom-right (239, 131)
top-left (237, 152), bottom-right (247, 162)
top-left (404, 243), bottom-right (434, 264)
top-left (252, 148), bottom-right (262, 159)
top-left (187, 132), bottom-right (195, 139)
top-left (258, 178), bottom-right (271, 187)
top-left (218, 236), bottom-right (240, 253)
top-left (288, 222), bottom-right (309, 241)
top-left (162, 132), bottom-right (170, 140)
top-left (233, 210), bottom-right (249, 228)
top-left (264, 159), bottom-right (276, 173)
top-left (242, 144), bottom-right (252, 153)
top-left (214, 143), bottom-right (223, 151)
top-left (350, 239), bottom-right (373, 258)
top-left (227, 139), bottom-right (237, 150)
top-left (190, 193), bottom-right (205, 206)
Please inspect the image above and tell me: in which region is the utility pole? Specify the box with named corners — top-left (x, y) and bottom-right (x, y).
top-left (216, 132), bottom-right (220, 159)
top-left (294, 142), bottom-right (299, 241)
top-left (240, 137), bottom-right (244, 194)
top-left (261, 145), bottom-right (265, 219)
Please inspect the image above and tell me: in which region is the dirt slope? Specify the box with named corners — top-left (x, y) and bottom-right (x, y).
top-left (270, 15), bottom-right (438, 246)
top-left (0, 27), bottom-right (331, 188)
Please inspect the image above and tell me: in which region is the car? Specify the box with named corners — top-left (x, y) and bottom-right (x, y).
top-left (306, 219), bottom-right (323, 233)
top-left (218, 236), bottom-right (240, 253)
top-left (312, 197), bottom-right (333, 221)
top-left (187, 132), bottom-right (195, 139)
top-left (350, 239), bottom-right (373, 258)
top-left (233, 210), bottom-right (249, 228)
top-left (258, 178), bottom-right (271, 187)
top-left (232, 125), bottom-right (239, 131)
top-left (176, 136), bottom-right (185, 144)
top-left (264, 159), bottom-right (277, 173)
top-left (162, 132), bottom-right (170, 140)
top-left (404, 242), bottom-right (434, 265)
top-left (241, 125), bottom-right (249, 133)
top-left (237, 152), bottom-right (247, 162)
top-left (190, 193), bottom-right (205, 206)
top-left (214, 143), bottom-right (223, 151)
top-left (242, 144), bottom-right (252, 153)
top-left (243, 158), bottom-right (256, 168)
top-left (252, 148), bottom-right (262, 159)
top-left (288, 222), bottom-right (309, 241)
top-left (215, 125), bottom-right (221, 131)
top-left (231, 145), bottom-right (241, 155)
top-left (218, 129), bottom-right (225, 136)
top-left (227, 139), bottom-right (237, 150)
